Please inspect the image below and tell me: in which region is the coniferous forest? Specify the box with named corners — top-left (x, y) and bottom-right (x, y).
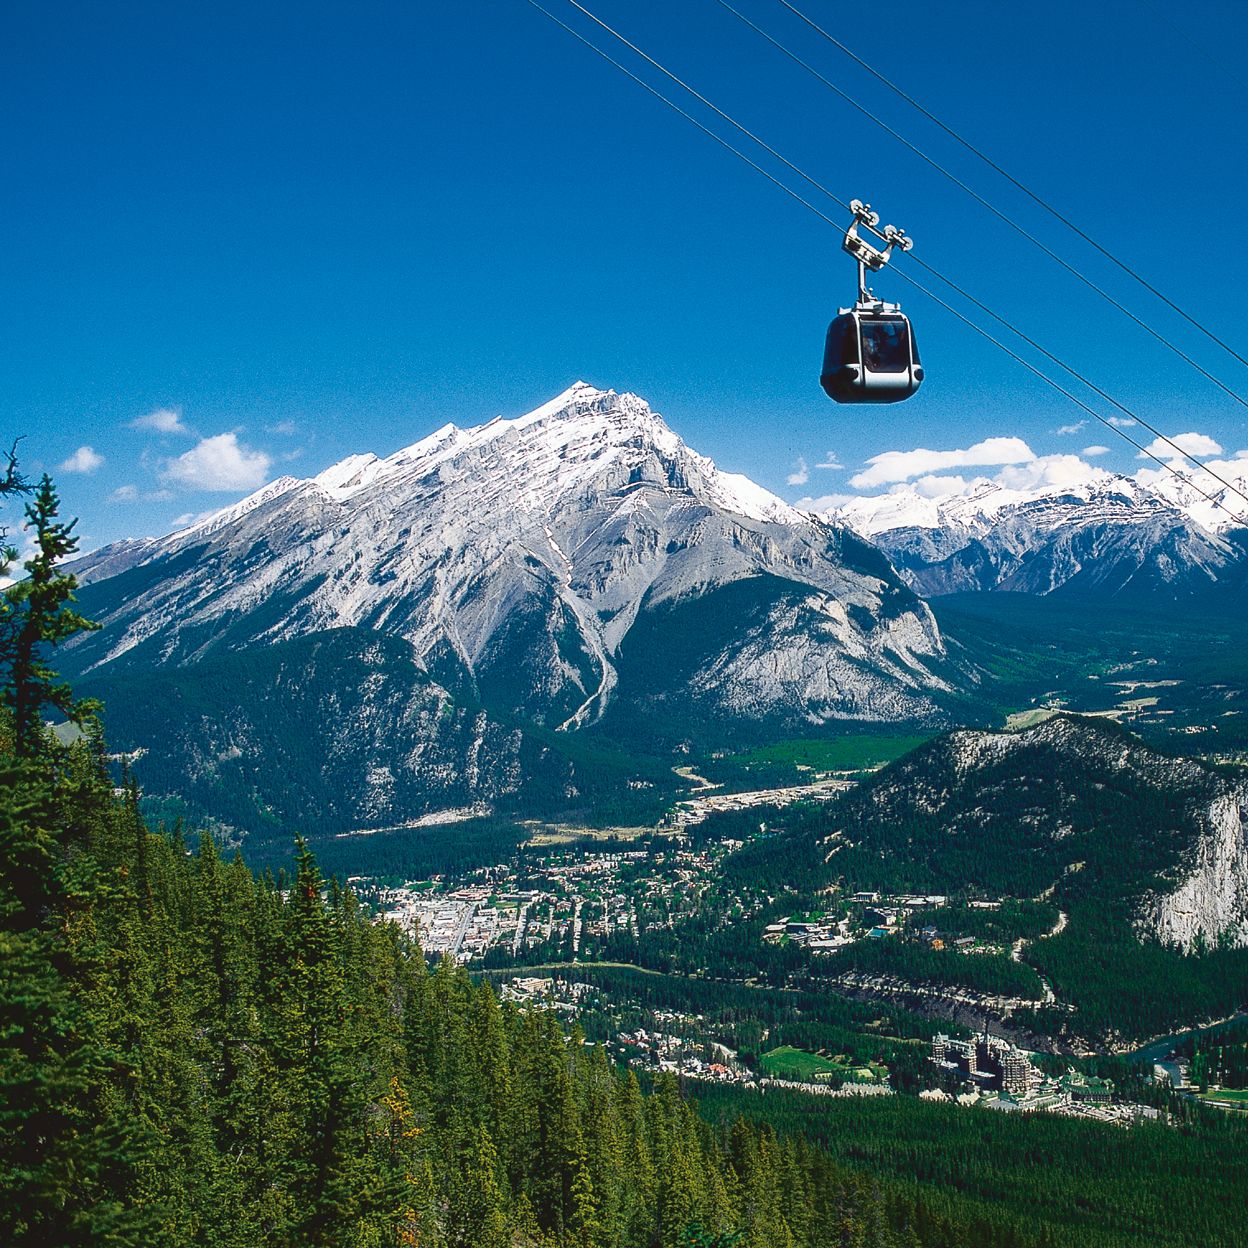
top-left (5, 472), bottom-right (1248, 1248)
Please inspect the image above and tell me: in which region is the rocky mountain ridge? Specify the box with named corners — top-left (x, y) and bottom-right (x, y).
top-left (832, 471), bottom-right (1248, 600)
top-left (68, 383), bottom-right (952, 731)
top-left (841, 714), bottom-right (1248, 951)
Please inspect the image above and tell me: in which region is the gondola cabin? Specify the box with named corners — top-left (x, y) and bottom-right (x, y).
top-left (821, 303), bottom-right (923, 404)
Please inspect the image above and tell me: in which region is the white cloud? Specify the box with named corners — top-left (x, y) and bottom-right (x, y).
top-left (786, 457), bottom-right (809, 487)
top-left (817, 451), bottom-right (844, 471)
top-left (1107, 416), bottom-right (1136, 428)
top-left (112, 483), bottom-right (178, 503)
top-left (795, 492), bottom-right (854, 512)
top-left (59, 446), bottom-right (104, 474)
top-left (266, 419), bottom-right (298, 436)
top-left (910, 474), bottom-right (972, 498)
top-left (849, 436), bottom-right (1035, 489)
top-left (170, 509), bottom-right (219, 529)
top-left (1082, 445), bottom-right (1111, 457)
top-left (161, 433), bottom-right (272, 492)
top-left (996, 454), bottom-right (1108, 492)
top-left (129, 406), bottom-right (191, 436)
top-left (1139, 431), bottom-right (1224, 461)
top-left (1199, 456), bottom-right (1248, 480)
top-left (1055, 422), bottom-right (1085, 436)
top-left (1137, 454), bottom-right (1248, 492)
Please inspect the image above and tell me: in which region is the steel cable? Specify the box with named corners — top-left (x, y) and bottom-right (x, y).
top-left (523, 0), bottom-right (1248, 524)
top-left (772, 0), bottom-right (1248, 375)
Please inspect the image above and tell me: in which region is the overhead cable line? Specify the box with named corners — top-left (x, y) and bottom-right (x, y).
top-left (561, 0), bottom-right (849, 214)
top-left (523, 0), bottom-right (1248, 524)
top-left (772, 0), bottom-right (1248, 376)
top-left (718, 0), bottom-right (1248, 412)
top-left (901, 253), bottom-right (1248, 513)
top-left (534, 0), bottom-right (1248, 517)
top-left (1140, 0), bottom-right (1248, 101)
top-left (523, 4), bottom-right (847, 225)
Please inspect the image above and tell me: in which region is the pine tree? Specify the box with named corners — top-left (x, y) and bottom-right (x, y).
top-left (2, 475), bottom-right (99, 756)
top-left (374, 1075), bottom-right (438, 1248)
top-left (614, 1069), bottom-right (657, 1248)
top-left (445, 1125), bottom-right (510, 1248)
top-left (569, 1159), bottom-right (603, 1248)
top-left (272, 839), bottom-right (378, 1246)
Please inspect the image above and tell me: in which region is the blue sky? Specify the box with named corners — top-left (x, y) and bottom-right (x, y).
top-left (4, 0), bottom-right (1247, 549)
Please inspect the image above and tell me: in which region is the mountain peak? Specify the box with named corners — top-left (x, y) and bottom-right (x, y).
top-left (535, 379), bottom-right (610, 411)
top-left (510, 382), bottom-right (672, 439)
top-left (67, 382), bottom-right (949, 729)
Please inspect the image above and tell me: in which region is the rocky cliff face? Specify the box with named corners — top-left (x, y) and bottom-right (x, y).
top-left (1142, 787), bottom-right (1248, 951)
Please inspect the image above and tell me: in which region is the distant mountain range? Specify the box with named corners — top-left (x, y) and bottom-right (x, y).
top-left (67, 383), bottom-right (955, 835)
top-left (64, 383), bottom-right (1248, 835)
top-left (832, 470), bottom-right (1248, 601)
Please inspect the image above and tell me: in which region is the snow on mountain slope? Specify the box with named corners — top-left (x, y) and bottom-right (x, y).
top-left (830, 470), bottom-right (1248, 600)
top-left (68, 383), bottom-right (951, 729)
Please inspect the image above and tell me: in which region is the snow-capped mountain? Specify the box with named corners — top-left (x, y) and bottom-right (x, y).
top-left (831, 470), bottom-right (1248, 600)
top-left (69, 383), bottom-right (951, 731)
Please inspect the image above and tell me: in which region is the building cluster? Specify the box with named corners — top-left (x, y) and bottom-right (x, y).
top-left (932, 1031), bottom-right (1037, 1098)
top-left (849, 892), bottom-right (951, 909)
top-left (930, 1032), bottom-right (1159, 1124)
top-left (763, 915), bottom-right (854, 952)
top-left (611, 1029), bottom-right (752, 1084)
top-left (763, 893), bottom-right (953, 954)
top-left (373, 838), bottom-right (747, 963)
top-left (379, 887), bottom-right (501, 960)
top-left (499, 976), bottom-right (592, 1016)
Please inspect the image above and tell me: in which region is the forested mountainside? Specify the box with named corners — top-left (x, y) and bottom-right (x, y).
top-left (78, 627), bottom-right (679, 839)
top-left (14, 750), bottom-right (974, 1248)
top-left (725, 715), bottom-right (1248, 1041)
top-left (734, 715), bottom-right (1246, 937)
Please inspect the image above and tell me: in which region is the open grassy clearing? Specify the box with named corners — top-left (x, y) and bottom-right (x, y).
top-left (760, 1045), bottom-right (886, 1083)
top-left (523, 822), bottom-right (654, 846)
top-left (1200, 1088), bottom-right (1248, 1104)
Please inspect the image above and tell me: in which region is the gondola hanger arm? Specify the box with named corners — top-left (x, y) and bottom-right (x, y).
top-left (843, 199), bottom-right (913, 304)
top-left (842, 199), bottom-right (912, 271)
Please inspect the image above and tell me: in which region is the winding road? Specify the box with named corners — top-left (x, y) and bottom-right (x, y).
top-left (1010, 909), bottom-right (1068, 1006)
